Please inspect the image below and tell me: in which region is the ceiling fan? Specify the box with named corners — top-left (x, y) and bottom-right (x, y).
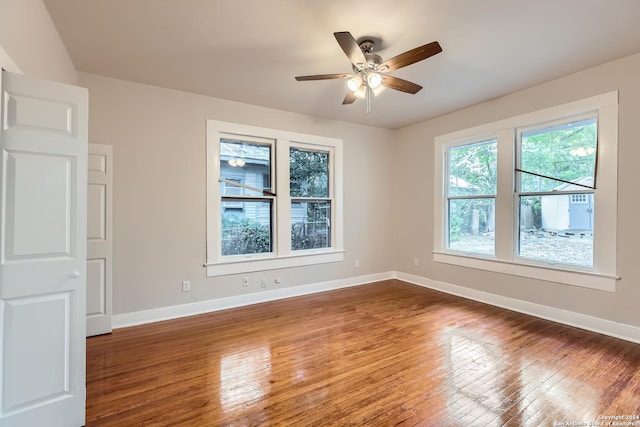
top-left (295, 31), bottom-right (442, 113)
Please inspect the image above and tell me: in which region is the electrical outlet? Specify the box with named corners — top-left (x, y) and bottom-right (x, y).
top-left (413, 258), bottom-right (419, 266)
top-left (181, 280), bottom-right (191, 292)
top-left (261, 278), bottom-right (267, 288)
top-left (243, 276), bottom-right (249, 287)
top-left (355, 259), bottom-right (360, 268)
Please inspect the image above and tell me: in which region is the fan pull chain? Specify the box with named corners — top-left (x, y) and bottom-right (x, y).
top-left (366, 85), bottom-right (372, 114)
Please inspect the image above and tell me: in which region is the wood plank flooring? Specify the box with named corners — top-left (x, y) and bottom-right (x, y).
top-left (86, 280), bottom-right (640, 426)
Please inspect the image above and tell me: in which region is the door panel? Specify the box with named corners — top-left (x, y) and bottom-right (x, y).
top-left (87, 183), bottom-right (106, 240)
top-left (4, 151), bottom-right (74, 259)
top-left (87, 257), bottom-right (106, 317)
top-left (2, 293), bottom-right (71, 412)
top-left (88, 151), bottom-right (107, 174)
top-left (5, 93), bottom-right (76, 135)
top-left (86, 143), bottom-right (112, 336)
top-left (0, 71), bottom-right (87, 427)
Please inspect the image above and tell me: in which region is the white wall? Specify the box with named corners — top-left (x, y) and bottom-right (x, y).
top-left (0, 0), bottom-right (76, 84)
top-left (80, 53), bottom-right (640, 331)
top-left (393, 52), bottom-right (640, 329)
top-left (7, 0), bottom-right (640, 333)
top-left (78, 72), bottom-right (395, 316)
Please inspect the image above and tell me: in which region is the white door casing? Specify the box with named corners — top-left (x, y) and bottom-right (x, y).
top-left (0, 71), bottom-right (88, 427)
top-left (87, 143), bottom-right (113, 336)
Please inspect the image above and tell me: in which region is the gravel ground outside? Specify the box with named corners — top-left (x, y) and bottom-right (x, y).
top-left (450, 231), bottom-right (593, 266)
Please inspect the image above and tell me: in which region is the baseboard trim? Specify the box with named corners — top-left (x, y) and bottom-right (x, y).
top-left (113, 270), bottom-right (640, 345)
top-left (393, 271), bottom-right (640, 345)
top-left (112, 272), bottom-right (393, 329)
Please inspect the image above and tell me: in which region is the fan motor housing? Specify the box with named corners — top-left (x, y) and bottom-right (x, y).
top-left (356, 39), bottom-right (382, 71)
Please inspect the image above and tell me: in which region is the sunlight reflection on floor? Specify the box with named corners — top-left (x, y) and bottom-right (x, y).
top-left (219, 345), bottom-right (272, 414)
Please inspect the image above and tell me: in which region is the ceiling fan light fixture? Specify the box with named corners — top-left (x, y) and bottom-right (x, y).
top-left (346, 75), bottom-right (363, 92)
top-left (228, 158), bottom-right (245, 167)
top-left (295, 31), bottom-right (442, 112)
top-left (353, 84), bottom-right (367, 99)
top-left (366, 71), bottom-right (383, 89)
top-left (371, 84), bottom-right (386, 97)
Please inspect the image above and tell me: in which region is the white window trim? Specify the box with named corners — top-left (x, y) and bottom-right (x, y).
top-left (434, 91), bottom-right (619, 292)
top-left (206, 120), bottom-right (344, 277)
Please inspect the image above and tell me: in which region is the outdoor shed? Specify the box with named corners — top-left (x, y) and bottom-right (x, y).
top-left (541, 176), bottom-right (594, 232)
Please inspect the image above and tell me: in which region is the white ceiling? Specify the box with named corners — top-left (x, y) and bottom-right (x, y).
top-left (43, 0), bottom-right (640, 130)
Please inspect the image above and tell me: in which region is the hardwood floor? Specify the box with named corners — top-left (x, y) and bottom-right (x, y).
top-left (86, 280), bottom-right (640, 426)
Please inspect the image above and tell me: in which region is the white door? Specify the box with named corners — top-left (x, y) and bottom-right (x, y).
top-left (0, 71), bottom-right (88, 426)
top-left (87, 143), bottom-right (113, 336)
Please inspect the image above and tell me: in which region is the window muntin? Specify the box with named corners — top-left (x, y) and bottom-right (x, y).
top-left (446, 139), bottom-right (497, 255)
top-left (570, 194), bottom-right (587, 203)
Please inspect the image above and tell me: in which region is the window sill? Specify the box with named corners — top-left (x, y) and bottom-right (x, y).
top-left (206, 250), bottom-right (345, 277)
top-left (433, 251), bottom-right (618, 292)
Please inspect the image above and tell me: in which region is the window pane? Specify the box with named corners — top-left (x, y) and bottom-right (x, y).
top-left (291, 201), bottom-right (331, 250)
top-left (520, 118), bottom-right (597, 192)
top-left (220, 139), bottom-right (271, 196)
top-left (518, 195), bottom-right (593, 267)
top-left (448, 198), bottom-right (495, 255)
top-left (290, 148), bottom-right (329, 198)
top-left (220, 179), bottom-right (243, 209)
top-left (221, 201), bottom-right (272, 255)
top-left (448, 140), bottom-right (497, 197)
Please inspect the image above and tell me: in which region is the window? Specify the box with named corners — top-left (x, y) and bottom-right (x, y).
top-left (207, 120), bottom-right (343, 276)
top-left (434, 92), bottom-right (618, 291)
top-left (219, 138), bottom-right (273, 256)
top-left (446, 139), bottom-right (497, 255)
top-left (290, 146), bottom-right (332, 251)
top-left (221, 179), bottom-right (245, 210)
top-left (517, 117), bottom-right (597, 267)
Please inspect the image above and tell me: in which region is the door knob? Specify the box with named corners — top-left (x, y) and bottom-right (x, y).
top-left (71, 270), bottom-right (80, 279)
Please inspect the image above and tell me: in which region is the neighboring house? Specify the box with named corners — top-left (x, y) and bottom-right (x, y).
top-left (220, 141), bottom-right (271, 226)
top-left (219, 142), bottom-right (306, 226)
top-left (541, 176), bottom-right (594, 232)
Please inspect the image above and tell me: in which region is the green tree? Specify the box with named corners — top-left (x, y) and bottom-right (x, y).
top-left (449, 140), bottom-right (497, 195)
top-left (448, 120), bottom-right (597, 239)
top-left (289, 149), bottom-right (328, 197)
top-left (448, 140), bottom-right (497, 241)
top-left (289, 148), bottom-right (330, 250)
top-left (520, 119), bottom-right (597, 191)
top-left (221, 215), bottom-right (270, 255)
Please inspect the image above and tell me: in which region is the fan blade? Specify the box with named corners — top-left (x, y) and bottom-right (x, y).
top-left (334, 32), bottom-right (367, 69)
top-left (382, 76), bottom-right (423, 94)
top-left (379, 41), bottom-right (442, 72)
top-left (295, 73), bottom-right (350, 81)
top-left (343, 92), bottom-right (357, 105)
